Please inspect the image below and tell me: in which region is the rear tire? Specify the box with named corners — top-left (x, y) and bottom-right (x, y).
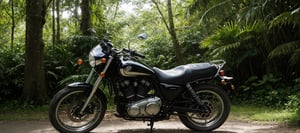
top-left (49, 87), bottom-right (107, 133)
top-left (179, 85), bottom-right (230, 131)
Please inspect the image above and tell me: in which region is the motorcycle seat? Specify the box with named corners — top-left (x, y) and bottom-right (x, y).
top-left (153, 63), bottom-right (218, 85)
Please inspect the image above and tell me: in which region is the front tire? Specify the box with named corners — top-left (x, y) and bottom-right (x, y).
top-left (179, 85), bottom-right (230, 131)
top-left (49, 87), bottom-right (107, 133)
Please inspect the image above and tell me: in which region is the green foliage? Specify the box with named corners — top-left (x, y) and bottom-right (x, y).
top-left (238, 74), bottom-right (293, 107)
top-left (45, 35), bottom-right (101, 97)
top-left (0, 44), bottom-right (24, 101)
top-left (285, 78), bottom-right (300, 112)
top-left (267, 7), bottom-right (300, 66)
top-left (141, 33), bottom-right (177, 69)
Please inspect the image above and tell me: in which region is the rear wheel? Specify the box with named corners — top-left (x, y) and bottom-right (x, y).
top-left (49, 87), bottom-right (107, 133)
top-left (179, 85), bottom-right (230, 131)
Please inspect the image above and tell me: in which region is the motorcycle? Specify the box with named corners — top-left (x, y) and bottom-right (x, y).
top-left (48, 34), bottom-right (235, 133)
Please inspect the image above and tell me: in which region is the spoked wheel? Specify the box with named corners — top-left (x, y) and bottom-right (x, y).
top-left (179, 85), bottom-right (230, 131)
top-left (49, 87), bottom-right (107, 133)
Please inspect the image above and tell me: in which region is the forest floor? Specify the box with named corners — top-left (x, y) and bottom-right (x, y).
top-left (0, 113), bottom-right (299, 133)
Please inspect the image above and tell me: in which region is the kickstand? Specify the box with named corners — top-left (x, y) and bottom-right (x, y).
top-left (147, 120), bottom-right (154, 133)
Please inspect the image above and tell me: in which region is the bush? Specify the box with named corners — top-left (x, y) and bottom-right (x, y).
top-left (285, 78), bottom-right (300, 112)
top-left (0, 45), bottom-right (24, 101)
top-left (45, 35), bottom-right (101, 97)
top-left (238, 74), bottom-right (292, 107)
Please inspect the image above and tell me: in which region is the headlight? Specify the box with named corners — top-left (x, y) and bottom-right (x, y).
top-left (89, 53), bottom-right (96, 67)
top-left (89, 45), bottom-right (106, 67)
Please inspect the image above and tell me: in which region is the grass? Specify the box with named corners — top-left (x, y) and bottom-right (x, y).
top-left (1, 102), bottom-right (300, 125)
top-left (229, 104), bottom-right (300, 125)
top-left (0, 102), bottom-right (49, 120)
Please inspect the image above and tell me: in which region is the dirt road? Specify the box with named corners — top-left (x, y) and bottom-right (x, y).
top-left (1, 118), bottom-right (299, 133)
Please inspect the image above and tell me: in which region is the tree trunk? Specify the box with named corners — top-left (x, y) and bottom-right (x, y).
top-left (56, 0), bottom-right (60, 43)
top-left (167, 0), bottom-right (184, 65)
top-left (52, 0), bottom-right (56, 45)
top-left (23, 0), bottom-right (47, 104)
top-left (10, 0), bottom-right (15, 51)
top-left (74, 0), bottom-right (80, 28)
top-left (80, 0), bottom-right (92, 35)
top-left (152, 0), bottom-right (184, 65)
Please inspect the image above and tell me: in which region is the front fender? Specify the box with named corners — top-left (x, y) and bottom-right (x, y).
top-left (67, 82), bottom-right (107, 103)
top-left (68, 82), bottom-right (93, 89)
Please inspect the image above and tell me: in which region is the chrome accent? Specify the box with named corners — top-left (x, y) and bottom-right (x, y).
top-left (85, 69), bottom-right (95, 83)
top-left (80, 56), bottom-right (114, 114)
top-left (120, 68), bottom-right (152, 77)
top-left (221, 76), bottom-right (233, 80)
top-left (127, 97), bottom-right (161, 117)
top-left (210, 60), bottom-right (226, 77)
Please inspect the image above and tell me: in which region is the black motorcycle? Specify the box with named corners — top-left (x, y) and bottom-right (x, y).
top-left (48, 35), bottom-right (235, 133)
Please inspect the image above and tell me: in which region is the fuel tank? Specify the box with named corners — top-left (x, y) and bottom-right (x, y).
top-left (119, 58), bottom-right (154, 77)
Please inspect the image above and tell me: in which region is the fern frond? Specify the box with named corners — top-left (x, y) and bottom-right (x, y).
top-left (268, 40), bottom-right (300, 58)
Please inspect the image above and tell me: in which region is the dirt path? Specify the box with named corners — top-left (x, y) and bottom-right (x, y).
top-left (0, 117), bottom-right (299, 133)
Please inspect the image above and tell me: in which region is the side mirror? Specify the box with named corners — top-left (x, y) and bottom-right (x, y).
top-left (138, 33), bottom-right (147, 40)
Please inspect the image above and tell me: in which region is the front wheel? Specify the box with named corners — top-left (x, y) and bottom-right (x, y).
top-left (49, 87), bottom-right (107, 133)
top-left (178, 85), bottom-right (230, 131)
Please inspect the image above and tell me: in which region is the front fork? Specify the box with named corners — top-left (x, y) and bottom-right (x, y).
top-left (79, 56), bottom-right (114, 114)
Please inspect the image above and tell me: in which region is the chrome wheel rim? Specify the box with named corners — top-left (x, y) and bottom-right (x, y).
top-left (55, 90), bottom-right (103, 132)
top-left (186, 90), bottom-right (224, 127)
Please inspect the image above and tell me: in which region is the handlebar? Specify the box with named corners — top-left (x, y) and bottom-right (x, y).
top-left (122, 48), bottom-right (145, 58)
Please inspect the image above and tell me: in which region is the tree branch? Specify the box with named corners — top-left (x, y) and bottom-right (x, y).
top-left (151, 0), bottom-right (170, 33)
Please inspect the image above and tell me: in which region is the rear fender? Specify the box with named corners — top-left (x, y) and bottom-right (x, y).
top-left (214, 76), bottom-right (236, 96)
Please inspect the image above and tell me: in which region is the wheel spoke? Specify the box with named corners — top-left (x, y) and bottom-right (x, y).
top-left (56, 90), bottom-right (102, 130)
top-left (186, 89), bottom-right (224, 127)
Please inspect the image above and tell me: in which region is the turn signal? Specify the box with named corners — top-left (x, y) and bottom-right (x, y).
top-left (77, 58), bottom-right (83, 65)
top-left (221, 80), bottom-right (226, 85)
top-left (219, 70), bottom-right (225, 76)
top-left (100, 72), bottom-right (105, 78)
top-left (101, 58), bottom-right (107, 63)
top-left (231, 85), bottom-right (235, 91)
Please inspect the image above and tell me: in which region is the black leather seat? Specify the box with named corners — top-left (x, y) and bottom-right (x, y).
top-left (153, 63), bottom-right (218, 85)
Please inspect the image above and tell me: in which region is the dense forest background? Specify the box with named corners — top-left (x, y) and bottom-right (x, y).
top-left (0, 0), bottom-right (300, 111)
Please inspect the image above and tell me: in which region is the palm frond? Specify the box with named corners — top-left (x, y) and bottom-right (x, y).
top-left (186, 0), bottom-right (210, 16)
top-left (268, 40), bottom-right (300, 58)
top-left (269, 7), bottom-right (300, 29)
top-left (201, 21), bottom-right (240, 48)
top-left (211, 42), bottom-right (241, 58)
top-left (199, 0), bottom-right (232, 24)
top-left (289, 48), bottom-right (300, 65)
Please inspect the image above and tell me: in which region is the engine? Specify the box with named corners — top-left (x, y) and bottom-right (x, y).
top-left (127, 97), bottom-right (161, 117)
top-left (114, 78), bottom-right (161, 117)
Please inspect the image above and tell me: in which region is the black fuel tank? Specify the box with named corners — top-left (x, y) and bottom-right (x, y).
top-left (119, 58), bottom-right (154, 77)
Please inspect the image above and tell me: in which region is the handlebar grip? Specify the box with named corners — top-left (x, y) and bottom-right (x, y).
top-left (123, 49), bottom-right (145, 58)
top-left (132, 51), bottom-right (145, 58)
top-left (123, 48), bottom-right (130, 53)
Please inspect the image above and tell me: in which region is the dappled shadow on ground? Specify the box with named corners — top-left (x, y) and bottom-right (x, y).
top-left (92, 129), bottom-right (236, 133)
